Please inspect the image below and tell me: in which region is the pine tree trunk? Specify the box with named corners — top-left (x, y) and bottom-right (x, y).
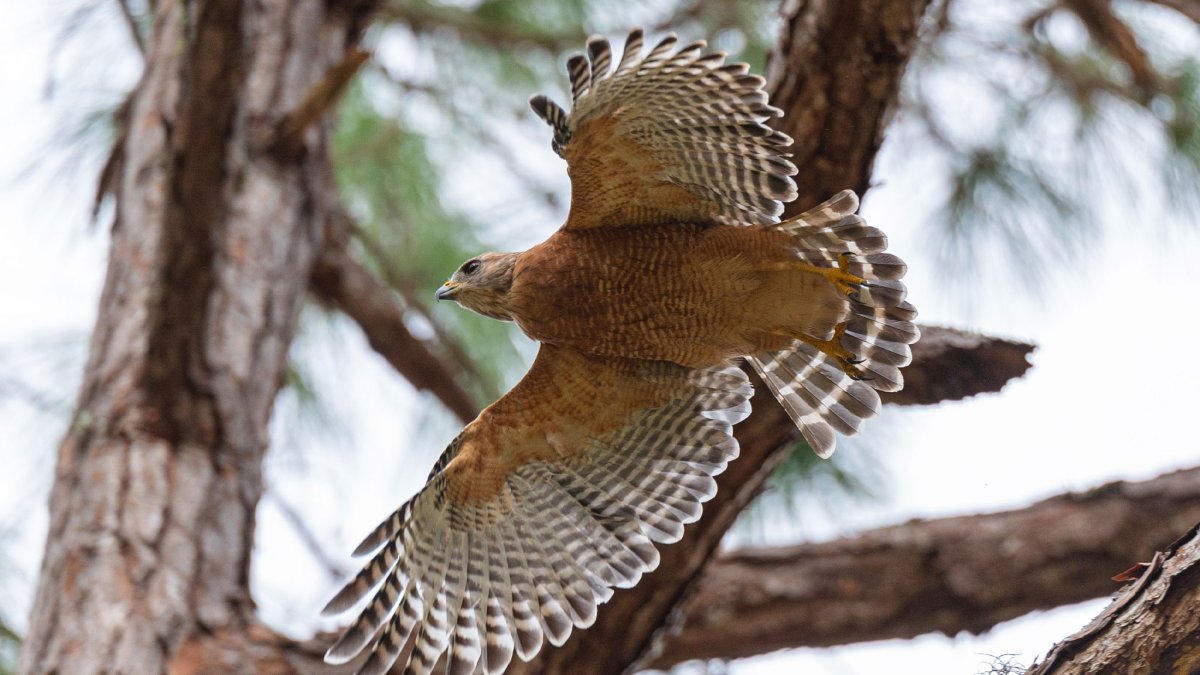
top-left (18, 1), bottom-right (375, 672)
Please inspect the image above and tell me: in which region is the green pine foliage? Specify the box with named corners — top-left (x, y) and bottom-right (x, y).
top-left (909, 0), bottom-right (1200, 291)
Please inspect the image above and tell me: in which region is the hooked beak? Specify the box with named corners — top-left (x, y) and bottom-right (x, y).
top-left (435, 282), bottom-right (460, 301)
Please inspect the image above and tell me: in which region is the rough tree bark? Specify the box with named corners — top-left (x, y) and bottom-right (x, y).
top-left (1029, 520), bottom-right (1200, 675)
top-left (18, 0), bottom-right (378, 672)
top-left (881, 326), bottom-right (1034, 406)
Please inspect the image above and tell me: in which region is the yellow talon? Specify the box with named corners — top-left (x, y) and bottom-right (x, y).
top-left (821, 262), bottom-right (866, 297)
top-left (793, 323), bottom-right (867, 380)
top-left (770, 255), bottom-right (867, 297)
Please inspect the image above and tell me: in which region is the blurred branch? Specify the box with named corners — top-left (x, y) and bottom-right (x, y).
top-left (345, 220), bottom-right (494, 395)
top-left (0, 376), bottom-right (73, 415)
top-left (1028, 41), bottom-right (1133, 101)
top-left (310, 217), bottom-right (481, 423)
top-left (1061, 0), bottom-right (1158, 96)
top-left (904, 0), bottom-right (1200, 289)
top-left (377, 2), bottom-right (585, 50)
top-left (884, 326), bottom-right (1035, 406)
top-left (649, 466), bottom-right (1200, 667)
top-left (272, 49), bottom-right (371, 159)
top-left (116, 0), bottom-right (146, 54)
top-left (265, 491), bottom-right (351, 582)
top-left (1141, 0), bottom-right (1200, 27)
top-left (0, 614), bottom-right (19, 644)
top-left (645, 0), bottom-right (705, 33)
top-left (1029, 518), bottom-right (1200, 674)
top-left (0, 615), bottom-right (17, 675)
top-left (93, 93), bottom-right (132, 220)
top-left (374, 65), bottom-right (563, 211)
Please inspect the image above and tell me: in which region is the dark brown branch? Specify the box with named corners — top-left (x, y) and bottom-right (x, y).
top-left (886, 326), bottom-right (1035, 406)
top-left (376, 3), bottom-right (586, 51)
top-left (1061, 0), bottom-right (1157, 96)
top-left (309, 226), bottom-right (481, 423)
top-left (271, 48), bottom-right (371, 160)
top-left (649, 466), bottom-right (1200, 667)
top-left (769, 0), bottom-right (928, 212)
top-left (346, 219), bottom-right (497, 398)
top-left (1028, 519), bottom-right (1200, 674)
top-left (1143, 0), bottom-right (1200, 25)
top-left (116, 0), bottom-right (146, 54)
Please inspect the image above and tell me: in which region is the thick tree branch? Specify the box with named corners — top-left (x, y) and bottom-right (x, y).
top-left (20, 1), bottom-right (381, 671)
top-left (649, 466), bottom-right (1200, 667)
top-left (1029, 518), bottom-right (1200, 674)
top-left (1141, 0), bottom-right (1200, 27)
top-left (769, 0), bottom-right (927, 211)
top-left (376, 3), bottom-right (586, 50)
top-left (346, 219), bottom-right (498, 399)
top-left (887, 326), bottom-right (1034, 406)
top-left (271, 48), bottom-right (371, 160)
top-left (309, 224), bottom-right (481, 423)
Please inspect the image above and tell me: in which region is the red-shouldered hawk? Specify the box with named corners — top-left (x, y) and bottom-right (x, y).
top-left (324, 28), bottom-right (918, 675)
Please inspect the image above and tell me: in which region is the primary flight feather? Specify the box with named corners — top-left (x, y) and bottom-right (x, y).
top-left (324, 28), bottom-right (919, 674)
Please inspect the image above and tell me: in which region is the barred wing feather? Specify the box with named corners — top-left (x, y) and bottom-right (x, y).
top-left (530, 28), bottom-right (798, 229)
top-left (323, 344), bottom-right (752, 674)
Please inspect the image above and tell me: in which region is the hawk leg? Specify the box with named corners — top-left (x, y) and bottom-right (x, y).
top-left (760, 256), bottom-right (874, 379)
top-left (763, 255), bottom-right (871, 297)
top-left (788, 323), bottom-right (870, 381)
top-left (793, 255), bottom-right (870, 296)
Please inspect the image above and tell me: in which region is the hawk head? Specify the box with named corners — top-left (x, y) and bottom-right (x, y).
top-left (436, 252), bottom-right (518, 321)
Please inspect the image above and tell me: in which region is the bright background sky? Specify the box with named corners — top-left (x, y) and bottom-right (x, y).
top-left (2, 3), bottom-right (1199, 674)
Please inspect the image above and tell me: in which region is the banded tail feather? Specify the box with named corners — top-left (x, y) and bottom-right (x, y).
top-left (751, 190), bottom-right (920, 458)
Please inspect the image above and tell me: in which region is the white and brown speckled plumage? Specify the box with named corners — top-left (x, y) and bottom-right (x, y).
top-left (326, 29), bottom-right (918, 674)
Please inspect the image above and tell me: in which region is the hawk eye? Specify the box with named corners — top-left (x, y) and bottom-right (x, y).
top-left (461, 259), bottom-right (481, 275)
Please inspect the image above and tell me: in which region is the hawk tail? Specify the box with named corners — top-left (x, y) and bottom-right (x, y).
top-left (750, 190), bottom-right (920, 457)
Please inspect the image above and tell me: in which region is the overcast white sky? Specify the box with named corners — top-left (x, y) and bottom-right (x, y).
top-left (2, 3), bottom-right (1199, 674)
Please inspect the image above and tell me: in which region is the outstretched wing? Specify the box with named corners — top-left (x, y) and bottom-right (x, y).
top-left (529, 28), bottom-right (798, 230)
top-left (323, 344), bottom-right (752, 675)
